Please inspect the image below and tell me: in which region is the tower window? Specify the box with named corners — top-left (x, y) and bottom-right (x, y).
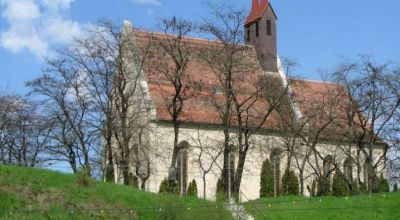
top-left (267, 20), bottom-right (272, 36)
top-left (256, 22), bottom-right (259, 37)
top-left (246, 27), bottom-right (250, 41)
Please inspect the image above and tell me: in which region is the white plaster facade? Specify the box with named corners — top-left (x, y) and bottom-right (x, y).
top-left (109, 21), bottom-right (387, 202)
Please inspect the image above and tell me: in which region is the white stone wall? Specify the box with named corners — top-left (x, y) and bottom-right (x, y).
top-left (140, 122), bottom-right (387, 201)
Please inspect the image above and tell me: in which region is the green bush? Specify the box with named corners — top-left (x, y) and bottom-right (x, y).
top-left (310, 179), bottom-right (317, 197)
top-left (281, 170), bottom-right (299, 196)
top-left (128, 173), bottom-right (139, 188)
top-left (332, 170), bottom-right (351, 196)
top-left (159, 178), bottom-right (180, 195)
top-left (215, 178), bottom-right (227, 202)
top-left (187, 179), bottom-right (198, 197)
top-left (260, 159), bottom-right (274, 198)
top-left (317, 176), bottom-right (331, 196)
top-left (393, 183), bottom-right (398, 192)
top-left (350, 180), bottom-right (361, 195)
top-left (359, 183), bottom-right (368, 194)
top-left (378, 174), bottom-right (389, 193)
top-left (76, 166), bottom-right (91, 187)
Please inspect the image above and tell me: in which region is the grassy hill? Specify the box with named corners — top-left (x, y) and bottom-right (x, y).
top-left (244, 193), bottom-right (400, 220)
top-left (0, 165), bottom-right (232, 220)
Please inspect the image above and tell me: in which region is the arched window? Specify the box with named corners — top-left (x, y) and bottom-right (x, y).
top-left (229, 153), bottom-right (236, 194)
top-left (323, 155), bottom-right (334, 177)
top-left (343, 157), bottom-right (353, 183)
top-left (363, 159), bottom-right (373, 191)
top-left (270, 148), bottom-right (282, 197)
top-left (177, 141), bottom-right (189, 196)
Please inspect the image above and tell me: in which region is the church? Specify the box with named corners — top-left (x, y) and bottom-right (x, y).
top-left (109, 0), bottom-right (387, 201)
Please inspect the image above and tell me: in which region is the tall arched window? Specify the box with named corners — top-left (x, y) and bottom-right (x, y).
top-left (177, 141), bottom-right (189, 196)
top-left (323, 155), bottom-right (334, 177)
top-left (363, 159), bottom-right (373, 191)
top-left (270, 148), bottom-right (282, 197)
top-left (343, 157), bottom-right (353, 183)
top-left (229, 153), bottom-right (236, 194)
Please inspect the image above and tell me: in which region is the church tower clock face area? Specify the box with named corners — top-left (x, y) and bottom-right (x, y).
top-left (245, 0), bottom-right (278, 73)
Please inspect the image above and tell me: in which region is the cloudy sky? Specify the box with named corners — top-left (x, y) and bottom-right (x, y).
top-left (0, 0), bottom-right (399, 94)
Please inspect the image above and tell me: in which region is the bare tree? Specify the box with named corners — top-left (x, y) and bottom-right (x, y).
top-left (199, 2), bottom-right (290, 199)
top-left (27, 55), bottom-right (98, 173)
top-left (190, 129), bottom-right (224, 199)
top-left (143, 17), bottom-right (196, 194)
top-left (198, 2), bottom-right (246, 198)
top-left (0, 95), bottom-right (51, 166)
top-left (331, 56), bottom-right (400, 192)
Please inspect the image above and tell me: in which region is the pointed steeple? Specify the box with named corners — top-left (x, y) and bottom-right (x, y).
top-left (260, 0), bottom-right (268, 11)
top-left (251, 0), bottom-right (260, 15)
top-left (245, 0), bottom-right (271, 26)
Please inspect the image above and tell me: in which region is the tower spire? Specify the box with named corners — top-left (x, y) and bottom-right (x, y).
top-left (250, 0), bottom-right (260, 17)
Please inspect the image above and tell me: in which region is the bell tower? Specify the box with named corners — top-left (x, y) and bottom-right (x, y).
top-left (245, 0), bottom-right (278, 73)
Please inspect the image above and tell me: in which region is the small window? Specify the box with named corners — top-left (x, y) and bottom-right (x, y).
top-left (256, 22), bottom-right (259, 37)
top-left (247, 27), bottom-right (251, 41)
top-left (266, 20), bottom-right (272, 36)
top-left (177, 148), bottom-right (188, 195)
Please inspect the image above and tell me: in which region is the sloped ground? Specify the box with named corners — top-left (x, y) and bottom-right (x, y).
top-left (0, 165), bottom-right (232, 220)
top-left (244, 193), bottom-right (400, 220)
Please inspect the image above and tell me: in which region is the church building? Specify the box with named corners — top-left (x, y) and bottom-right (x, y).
top-left (109, 0), bottom-right (387, 201)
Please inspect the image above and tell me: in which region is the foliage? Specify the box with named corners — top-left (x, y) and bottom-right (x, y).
top-left (281, 170), bottom-right (299, 196)
top-left (310, 179), bottom-right (317, 197)
top-left (350, 180), bottom-right (361, 195)
top-left (359, 183), bottom-right (368, 194)
top-left (216, 178), bottom-right (227, 202)
top-left (378, 174), bottom-right (389, 193)
top-left (187, 179), bottom-right (198, 197)
top-left (159, 178), bottom-right (180, 195)
top-left (76, 166), bottom-right (91, 187)
top-left (317, 176), bottom-right (331, 196)
top-left (260, 159), bottom-right (274, 198)
top-left (128, 173), bottom-right (139, 189)
top-left (393, 184), bottom-right (398, 192)
top-left (332, 170), bottom-right (351, 196)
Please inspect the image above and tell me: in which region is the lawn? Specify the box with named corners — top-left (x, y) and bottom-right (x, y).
top-left (244, 193), bottom-right (400, 220)
top-left (0, 165), bottom-right (232, 220)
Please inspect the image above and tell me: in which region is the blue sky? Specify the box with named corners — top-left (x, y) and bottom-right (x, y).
top-left (0, 0), bottom-right (399, 95)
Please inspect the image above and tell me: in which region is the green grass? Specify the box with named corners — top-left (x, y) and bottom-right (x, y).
top-left (244, 193), bottom-right (400, 220)
top-left (0, 165), bottom-right (232, 220)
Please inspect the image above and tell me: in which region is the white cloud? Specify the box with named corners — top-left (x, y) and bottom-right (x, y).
top-left (0, 0), bottom-right (81, 58)
top-left (1, 0), bottom-right (41, 21)
top-left (132, 0), bottom-right (161, 6)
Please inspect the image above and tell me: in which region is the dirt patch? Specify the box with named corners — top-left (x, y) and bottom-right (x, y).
top-left (0, 184), bottom-right (63, 209)
top-left (0, 184), bottom-right (138, 219)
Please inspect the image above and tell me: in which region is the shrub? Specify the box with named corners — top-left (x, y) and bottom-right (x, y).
top-left (393, 184), bottom-right (398, 192)
top-left (350, 180), bottom-right (361, 195)
top-left (215, 178), bottom-right (227, 202)
top-left (128, 173), bottom-right (139, 188)
top-left (281, 170), bottom-right (299, 196)
top-left (359, 183), bottom-right (368, 194)
top-left (378, 174), bottom-right (389, 193)
top-left (332, 170), bottom-right (350, 196)
top-left (76, 166), bottom-right (91, 187)
top-left (260, 159), bottom-right (274, 198)
top-left (317, 176), bottom-right (331, 196)
top-left (187, 179), bottom-right (198, 197)
top-left (159, 178), bottom-right (180, 195)
top-left (310, 179), bottom-right (317, 197)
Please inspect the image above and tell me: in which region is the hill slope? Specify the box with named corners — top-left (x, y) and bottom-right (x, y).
top-left (0, 165), bottom-right (232, 220)
top-left (244, 194), bottom-right (400, 220)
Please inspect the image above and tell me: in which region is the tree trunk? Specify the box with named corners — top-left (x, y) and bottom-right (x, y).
top-left (203, 173), bottom-right (207, 199)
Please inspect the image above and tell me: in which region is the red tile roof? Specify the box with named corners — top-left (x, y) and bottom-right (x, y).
top-left (245, 0), bottom-right (270, 26)
top-left (133, 30), bottom-right (375, 142)
top-left (134, 30), bottom-right (283, 129)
